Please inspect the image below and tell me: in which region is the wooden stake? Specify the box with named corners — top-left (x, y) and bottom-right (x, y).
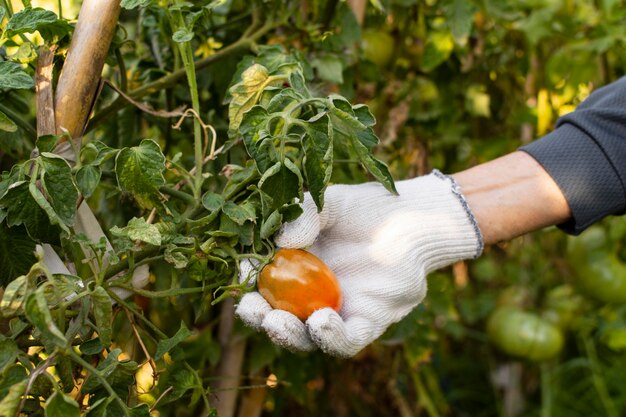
top-left (54, 0), bottom-right (121, 140)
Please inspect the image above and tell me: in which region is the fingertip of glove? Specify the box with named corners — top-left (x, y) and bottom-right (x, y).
top-left (262, 310), bottom-right (316, 352)
top-left (238, 258), bottom-right (260, 285)
top-left (235, 293), bottom-right (271, 330)
top-left (307, 309), bottom-right (375, 358)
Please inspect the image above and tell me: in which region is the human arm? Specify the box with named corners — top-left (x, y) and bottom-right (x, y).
top-left (452, 151), bottom-right (571, 245)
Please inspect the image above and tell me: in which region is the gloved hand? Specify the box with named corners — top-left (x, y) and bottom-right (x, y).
top-left (235, 171), bottom-right (483, 357)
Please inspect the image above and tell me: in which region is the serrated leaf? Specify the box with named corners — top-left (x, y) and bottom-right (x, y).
top-left (75, 165), bottom-right (101, 198)
top-left (40, 153), bottom-right (78, 226)
top-left (0, 182), bottom-right (61, 241)
top-left (260, 161), bottom-right (301, 209)
top-left (121, 0), bottom-right (153, 9)
top-left (0, 224), bottom-right (36, 287)
top-left (115, 139), bottom-right (166, 209)
top-left (29, 182), bottom-right (70, 233)
top-left (228, 64), bottom-right (283, 138)
top-left (0, 61), bottom-right (34, 90)
top-left (117, 217), bottom-right (162, 246)
top-left (0, 111), bottom-right (17, 132)
top-left (5, 7), bottom-right (71, 40)
top-left (260, 209), bottom-right (282, 239)
top-left (91, 286), bottom-right (112, 346)
top-left (329, 100), bottom-right (396, 194)
top-left (201, 191), bottom-right (225, 212)
top-left (302, 113), bottom-right (333, 210)
top-left (45, 390), bottom-right (80, 417)
top-left (239, 106), bottom-right (277, 172)
top-left (222, 201), bottom-right (255, 226)
top-left (164, 246), bottom-right (188, 269)
top-left (445, 0), bottom-right (476, 43)
top-left (155, 321), bottom-right (192, 360)
top-left (25, 289), bottom-right (66, 347)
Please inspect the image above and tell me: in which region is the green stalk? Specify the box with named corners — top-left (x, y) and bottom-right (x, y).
top-left (1, 0), bottom-right (13, 17)
top-left (582, 336), bottom-right (618, 417)
top-left (172, 9), bottom-right (203, 198)
top-left (540, 363), bottom-right (553, 417)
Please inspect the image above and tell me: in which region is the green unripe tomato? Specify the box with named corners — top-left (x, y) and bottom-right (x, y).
top-left (487, 307), bottom-right (564, 361)
top-left (573, 253), bottom-right (626, 304)
top-left (361, 29), bottom-right (395, 68)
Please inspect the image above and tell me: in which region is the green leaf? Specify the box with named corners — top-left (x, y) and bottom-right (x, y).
top-left (228, 64), bottom-right (281, 138)
top-left (0, 337), bottom-right (18, 370)
top-left (445, 0), bottom-right (476, 43)
top-left (0, 61), bottom-right (34, 90)
top-left (260, 209), bottom-right (282, 239)
top-left (127, 404), bottom-right (151, 417)
top-left (5, 7), bottom-right (71, 40)
top-left (0, 182), bottom-right (61, 241)
top-left (29, 182), bottom-right (70, 233)
top-left (44, 390), bottom-right (80, 417)
top-left (115, 139), bottom-right (166, 210)
top-left (79, 338), bottom-right (104, 355)
top-left (75, 165), bottom-right (101, 198)
top-left (0, 111), bottom-right (17, 133)
top-left (0, 224), bottom-right (36, 287)
top-left (259, 161), bottom-right (301, 209)
top-left (0, 379), bottom-right (27, 417)
top-left (121, 0), bottom-right (153, 9)
top-left (40, 153), bottom-right (78, 226)
top-left (239, 106), bottom-right (277, 173)
top-left (155, 321), bottom-right (192, 360)
top-left (172, 28), bottom-right (194, 43)
top-left (164, 246), bottom-right (189, 269)
top-left (112, 217), bottom-right (162, 246)
top-left (201, 191), bottom-right (225, 212)
top-left (0, 275), bottom-right (28, 317)
top-left (36, 135), bottom-right (59, 153)
top-left (302, 113), bottom-right (333, 210)
top-left (329, 99), bottom-right (396, 194)
top-left (25, 289), bottom-right (66, 347)
top-left (91, 286), bottom-right (112, 346)
top-left (222, 201), bottom-right (255, 226)
top-left (311, 54), bottom-right (344, 84)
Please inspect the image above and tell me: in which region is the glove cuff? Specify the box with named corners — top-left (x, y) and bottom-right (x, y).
top-left (415, 170), bottom-right (484, 272)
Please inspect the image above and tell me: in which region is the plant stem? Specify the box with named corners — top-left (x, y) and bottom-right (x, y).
top-left (0, 103), bottom-right (36, 145)
top-left (582, 336), bottom-right (618, 417)
top-left (108, 291), bottom-right (168, 338)
top-left (109, 283), bottom-right (210, 298)
top-left (67, 349), bottom-right (129, 413)
top-left (1, 0), bottom-right (13, 17)
top-left (159, 185), bottom-right (196, 205)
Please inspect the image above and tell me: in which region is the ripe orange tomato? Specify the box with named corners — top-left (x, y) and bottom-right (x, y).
top-left (257, 248), bottom-right (343, 320)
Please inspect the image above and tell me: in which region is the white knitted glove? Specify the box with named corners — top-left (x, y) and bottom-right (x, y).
top-left (235, 171), bottom-right (483, 357)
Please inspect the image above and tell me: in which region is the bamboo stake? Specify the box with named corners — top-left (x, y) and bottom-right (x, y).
top-left (54, 0), bottom-right (121, 140)
top-left (35, 45), bottom-right (57, 138)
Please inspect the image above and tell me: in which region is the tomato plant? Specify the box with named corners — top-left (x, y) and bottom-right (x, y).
top-left (1, 0), bottom-right (626, 416)
top-left (258, 248), bottom-right (342, 320)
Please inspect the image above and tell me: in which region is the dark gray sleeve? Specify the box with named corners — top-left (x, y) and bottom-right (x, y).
top-left (520, 76), bottom-right (626, 235)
